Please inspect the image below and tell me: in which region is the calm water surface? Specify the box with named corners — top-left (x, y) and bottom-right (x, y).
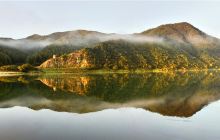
top-left (0, 71), bottom-right (220, 140)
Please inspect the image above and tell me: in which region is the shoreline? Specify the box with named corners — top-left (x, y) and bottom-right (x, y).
top-left (40, 68), bottom-right (220, 74)
top-left (0, 68), bottom-right (219, 76)
top-left (0, 72), bottom-right (24, 77)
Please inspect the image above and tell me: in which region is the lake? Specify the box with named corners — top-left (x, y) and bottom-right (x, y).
top-left (0, 71), bottom-right (220, 140)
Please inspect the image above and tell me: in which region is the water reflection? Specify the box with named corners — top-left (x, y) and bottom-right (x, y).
top-left (0, 71), bottom-right (220, 117)
top-left (1, 102), bottom-right (220, 140)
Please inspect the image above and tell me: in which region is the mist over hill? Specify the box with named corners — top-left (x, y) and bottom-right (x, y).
top-left (1, 22), bottom-right (220, 70)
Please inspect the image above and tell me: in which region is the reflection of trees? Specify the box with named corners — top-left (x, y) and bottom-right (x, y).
top-left (38, 72), bottom-right (220, 102)
top-left (37, 72), bottom-right (220, 117)
top-left (1, 71), bottom-right (220, 117)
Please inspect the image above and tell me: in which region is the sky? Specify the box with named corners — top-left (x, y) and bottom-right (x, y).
top-left (0, 0), bottom-right (220, 39)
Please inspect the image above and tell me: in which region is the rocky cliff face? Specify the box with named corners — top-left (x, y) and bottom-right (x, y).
top-left (40, 49), bottom-right (95, 69)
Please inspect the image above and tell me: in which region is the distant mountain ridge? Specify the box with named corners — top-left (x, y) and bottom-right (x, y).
top-left (25, 30), bottom-right (108, 45)
top-left (141, 22), bottom-right (220, 49)
top-left (0, 22), bottom-right (214, 45)
top-left (1, 22), bottom-right (219, 49)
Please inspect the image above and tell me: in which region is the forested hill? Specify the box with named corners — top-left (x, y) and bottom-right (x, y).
top-left (40, 22), bottom-right (220, 70)
top-left (0, 30), bottom-right (107, 66)
top-left (40, 39), bottom-right (220, 70)
top-left (1, 22), bottom-right (220, 70)
top-left (0, 45), bottom-right (26, 66)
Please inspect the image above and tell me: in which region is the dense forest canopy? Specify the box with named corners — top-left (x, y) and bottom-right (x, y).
top-left (0, 44), bottom-right (80, 66)
top-left (26, 45), bottom-right (79, 65)
top-left (0, 45), bottom-right (26, 66)
top-left (44, 40), bottom-right (220, 70)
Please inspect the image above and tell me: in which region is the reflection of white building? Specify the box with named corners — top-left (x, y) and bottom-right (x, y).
top-left (53, 87), bottom-right (57, 91)
top-left (76, 57), bottom-right (82, 64)
top-left (74, 53), bottom-right (82, 64)
top-left (52, 55), bottom-right (59, 68)
top-left (53, 55), bottom-right (57, 59)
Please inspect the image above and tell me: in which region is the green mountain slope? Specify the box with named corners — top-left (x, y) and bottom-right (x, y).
top-left (40, 22), bottom-right (220, 70)
top-left (40, 40), bottom-right (219, 70)
top-left (0, 30), bottom-right (108, 66)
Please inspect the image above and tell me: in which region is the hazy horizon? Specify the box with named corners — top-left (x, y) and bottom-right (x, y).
top-left (1, 1), bottom-right (220, 39)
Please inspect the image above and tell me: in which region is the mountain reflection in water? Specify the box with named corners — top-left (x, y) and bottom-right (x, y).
top-left (0, 71), bottom-right (220, 117)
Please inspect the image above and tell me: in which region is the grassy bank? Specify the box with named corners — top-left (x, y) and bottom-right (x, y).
top-left (0, 72), bottom-right (24, 77)
top-left (1, 66), bottom-right (220, 76)
top-left (40, 68), bottom-right (219, 75)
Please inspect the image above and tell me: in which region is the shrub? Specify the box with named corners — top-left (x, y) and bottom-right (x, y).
top-left (112, 65), bottom-right (119, 70)
top-left (17, 64), bottom-right (38, 72)
top-left (0, 65), bottom-right (18, 72)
